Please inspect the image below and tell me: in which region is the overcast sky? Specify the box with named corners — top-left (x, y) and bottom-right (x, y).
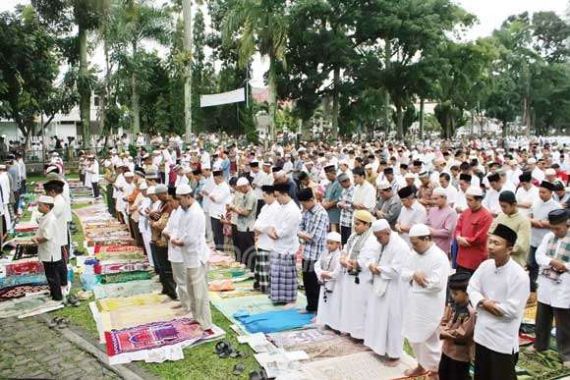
top-left (1, 0), bottom-right (567, 87)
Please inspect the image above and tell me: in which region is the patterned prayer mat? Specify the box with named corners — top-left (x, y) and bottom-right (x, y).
top-left (234, 309), bottom-right (314, 334)
top-left (92, 280), bottom-right (160, 299)
top-left (94, 262), bottom-right (150, 275)
top-left (300, 351), bottom-right (416, 380)
top-left (97, 293), bottom-right (167, 312)
top-left (5, 260), bottom-right (44, 276)
top-left (0, 273), bottom-right (47, 288)
top-left (94, 245), bottom-right (145, 255)
top-left (0, 293), bottom-right (63, 318)
top-left (94, 252), bottom-right (147, 263)
top-left (98, 271), bottom-right (152, 284)
top-left (523, 305), bottom-right (537, 325)
top-left (0, 284), bottom-right (49, 302)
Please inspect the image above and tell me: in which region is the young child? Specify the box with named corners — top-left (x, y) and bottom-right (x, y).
top-left (314, 231), bottom-right (342, 328)
top-left (439, 271), bottom-right (476, 380)
top-left (32, 195), bottom-right (68, 302)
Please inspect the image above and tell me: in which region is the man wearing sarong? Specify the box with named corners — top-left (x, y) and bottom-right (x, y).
top-left (253, 185), bottom-right (279, 293)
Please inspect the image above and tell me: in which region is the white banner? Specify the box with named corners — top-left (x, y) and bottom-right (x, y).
top-left (200, 88), bottom-right (245, 108)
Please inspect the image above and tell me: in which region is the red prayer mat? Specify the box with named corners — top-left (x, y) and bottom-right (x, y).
top-left (5, 260), bottom-right (44, 276)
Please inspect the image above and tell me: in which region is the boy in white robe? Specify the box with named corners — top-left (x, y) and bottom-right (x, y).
top-left (401, 223), bottom-right (450, 377)
top-left (315, 231), bottom-right (342, 328)
top-left (364, 219), bottom-right (411, 362)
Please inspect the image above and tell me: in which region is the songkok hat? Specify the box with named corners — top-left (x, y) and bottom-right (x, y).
top-left (433, 187), bottom-right (447, 197)
top-left (491, 223), bottom-right (518, 246)
top-left (139, 182), bottom-right (148, 190)
top-left (487, 173), bottom-right (500, 183)
top-left (554, 181), bottom-right (565, 192)
top-left (498, 190), bottom-right (516, 203)
top-left (326, 232), bottom-right (342, 243)
top-left (372, 219), bottom-right (390, 232)
top-left (147, 186), bottom-right (156, 195)
top-left (383, 167), bottom-right (394, 175)
top-left (297, 188), bottom-right (314, 201)
top-left (398, 186), bottom-right (414, 199)
top-left (236, 177), bottom-right (250, 187)
top-left (413, 160), bottom-right (423, 167)
top-left (459, 173), bottom-right (472, 182)
top-left (354, 210), bottom-right (374, 224)
top-left (155, 184), bottom-right (168, 194)
top-left (271, 166), bottom-right (283, 173)
top-left (465, 186), bottom-right (483, 197)
top-left (409, 223), bottom-right (431, 237)
top-left (448, 272), bottom-right (471, 290)
top-left (540, 181), bottom-right (555, 192)
top-left (519, 171), bottom-right (532, 183)
top-left (249, 160), bottom-right (259, 168)
top-left (273, 183), bottom-right (290, 194)
top-left (124, 172), bottom-right (134, 178)
top-left (548, 209), bottom-right (569, 225)
top-left (176, 184), bottom-right (192, 196)
top-left (38, 195), bottom-right (55, 204)
top-left (261, 185), bottom-right (274, 193)
top-left (337, 173), bottom-right (350, 182)
top-left (377, 181), bottom-right (392, 191)
top-left (400, 163), bottom-right (409, 170)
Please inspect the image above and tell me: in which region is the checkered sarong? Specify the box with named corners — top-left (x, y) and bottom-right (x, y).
top-left (255, 249), bottom-right (271, 294)
top-left (270, 252), bottom-right (297, 303)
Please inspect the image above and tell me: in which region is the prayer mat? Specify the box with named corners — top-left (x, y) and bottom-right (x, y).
top-left (94, 245), bottom-right (144, 255)
top-left (212, 293), bottom-right (307, 324)
top-left (94, 252), bottom-right (147, 262)
top-left (5, 260), bottom-right (44, 276)
top-left (0, 284), bottom-right (49, 302)
top-left (97, 293), bottom-right (167, 312)
top-left (209, 253), bottom-right (235, 266)
top-left (104, 318), bottom-right (223, 359)
top-left (517, 349), bottom-right (570, 379)
top-left (213, 289), bottom-right (258, 299)
top-left (98, 271), bottom-right (152, 284)
top-left (208, 279), bottom-right (235, 292)
top-left (92, 280), bottom-right (160, 299)
top-left (519, 333), bottom-right (535, 347)
top-left (523, 305), bottom-right (537, 325)
top-left (14, 223), bottom-right (38, 233)
top-left (94, 262), bottom-right (150, 275)
top-left (233, 309), bottom-right (314, 334)
top-left (0, 273), bottom-right (47, 288)
top-left (300, 351), bottom-right (416, 380)
top-left (0, 293), bottom-right (62, 319)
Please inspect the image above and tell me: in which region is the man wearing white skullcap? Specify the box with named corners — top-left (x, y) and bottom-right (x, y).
top-left (228, 177), bottom-right (258, 271)
top-left (314, 231), bottom-right (342, 328)
top-left (400, 223), bottom-right (450, 377)
top-left (34, 195), bottom-right (68, 301)
top-left (363, 219), bottom-right (411, 362)
top-left (426, 187), bottom-right (458, 255)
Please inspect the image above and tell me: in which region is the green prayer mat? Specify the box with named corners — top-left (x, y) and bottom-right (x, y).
top-left (97, 271), bottom-right (152, 284)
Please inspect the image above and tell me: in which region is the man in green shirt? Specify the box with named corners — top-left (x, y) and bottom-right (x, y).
top-left (322, 164), bottom-right (342, 232)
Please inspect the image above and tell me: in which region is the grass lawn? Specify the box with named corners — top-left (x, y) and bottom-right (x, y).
top-left (51, 202), bottom-right (261, 380)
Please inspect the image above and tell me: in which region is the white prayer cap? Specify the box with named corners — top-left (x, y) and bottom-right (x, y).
top-left (528, 158), bottom-right (537, 164)
top-left (339, 159), bottom-right (349, 166)
top-left (236, 177), bottom-right (250, 187)
top-left (326, 232), bottom-right (342, 243)
top-left (183, 167), bottom-right (193, 174)
top-left (124, 172), bottom-right (134, 178)
top-left (433, 187), bottom-right (447, 197)
top-left (377, 181), bottom-right (391, 190)
top-left (364, 164), bottom-right (372, 170)
top-left (103, 160), bottom-right (111, 168)
top-left (202, 163), bottom-right (211, 170)
top-left (404, 173), bottom-right (415, 179)
top-left (545, 168), bottom-right (556, 176)
top-left (372, 219), bottom-right (390, 232)
top-left (176, 184), bottom-right (192, 195)
top-left (45, 165), bottom-right (59, 174)
top-left (155, 184), bottom-right (168, 194)
top-left (139, 182), bottom-right (148, 190)
top-left (409, 223), bottom-right (431, 237)
top-left (0, 164), bottom-right (6, 170)
top-left (147, 186), bottom-right (156, 195)
top-left (465, 186), bottom-right (483, 197)
top-left (274, 170), bottom-right (286, 178)
top-left (38, 195), bottom-right (55, 204)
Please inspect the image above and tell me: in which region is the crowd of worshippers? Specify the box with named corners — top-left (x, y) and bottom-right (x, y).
top-left (48, 140), bottom-right (570, 379)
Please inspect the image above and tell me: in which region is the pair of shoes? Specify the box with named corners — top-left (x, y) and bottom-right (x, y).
top-left (215, 341), bottom-right (244, 359)
top-left (249, 368), bottom-right (268, 380)
top-left (48, 317), bottom-right (69, 329)
top-left (65, 294), bottom-right (80, 307)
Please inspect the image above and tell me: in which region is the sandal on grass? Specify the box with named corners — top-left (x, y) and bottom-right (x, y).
top-left (232, 363), bottom-right (246, 376)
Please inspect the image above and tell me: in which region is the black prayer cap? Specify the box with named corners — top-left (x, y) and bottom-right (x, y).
top-left (448, 272), bottom-right (471, 291)
top-left (212, 170), bottom-right (223, 177)
top-left (398, 186), bottom-right (414, 199)
top-left (548, 209), bottom-right (569, 225)
top-left (383, 167), bottom-right (394, 175)
top-left (491, 224), bottom-right (518, 246)
top-left (297, 188), bottom-right (314, 202)
top-left (271, 166), bottom-right (283, 173)
top-left (498, 190), bottom-right (516, 204)
top-left (324, 164), bottom-right (336, 173)
top-left (249, 161), bottom-right (259, 168)
top-left (400, 163), bottom-right (408, 170)
top-left (273, 183), bottom-right (290, 194)
top-left (459, 173), bottom-right (472, 182)
top-left (553, 181), bottom-right (565, 192)
top-left (413, 160), bottom-right (423, 167)
top-left (487, 173), bottom-right (500, 183)
top-left (519, 171), bottom-right (532, 183)
top-left (261, 185), bottom-right (274, 193)
top-left (540, 181), bottom-right (555, 192)
top-left (192, 168), bottom-right (202, 175)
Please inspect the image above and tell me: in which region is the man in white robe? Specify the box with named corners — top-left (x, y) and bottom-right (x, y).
top-left (401, 223), bottom-right (450, 377)
top-left (364, 219), bottom-right (411, 362)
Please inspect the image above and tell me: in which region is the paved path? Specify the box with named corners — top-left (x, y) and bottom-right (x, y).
top-left (0, 316), bottom-right (120, 379)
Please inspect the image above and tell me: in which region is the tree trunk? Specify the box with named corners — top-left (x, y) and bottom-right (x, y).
top-left (131, 41), bottom-right (140, 135)
top-left (384, 39), bottom-right (391, 135)
top-left (502, 120), bottom-right (508, 139)
top-left (268, 60), bottom-right (278, 143)
top-left (99, 35), bottom-right (110, 135)
top-left (331, 67), bottom-right (340, 139)
top-left (419, 98), bottom-right (424, 140)
top-left (182, 0), bottom-right (193, 143)
top-left (396, 106), bottom-right (404, 140)
top-left (78, 25), bottom-right (91, 148)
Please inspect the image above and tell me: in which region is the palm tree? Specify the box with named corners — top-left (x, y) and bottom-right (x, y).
top-left (223, 0), bottom-right (288, 142)
top-left (114, 0), bottom-right (172, 135)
